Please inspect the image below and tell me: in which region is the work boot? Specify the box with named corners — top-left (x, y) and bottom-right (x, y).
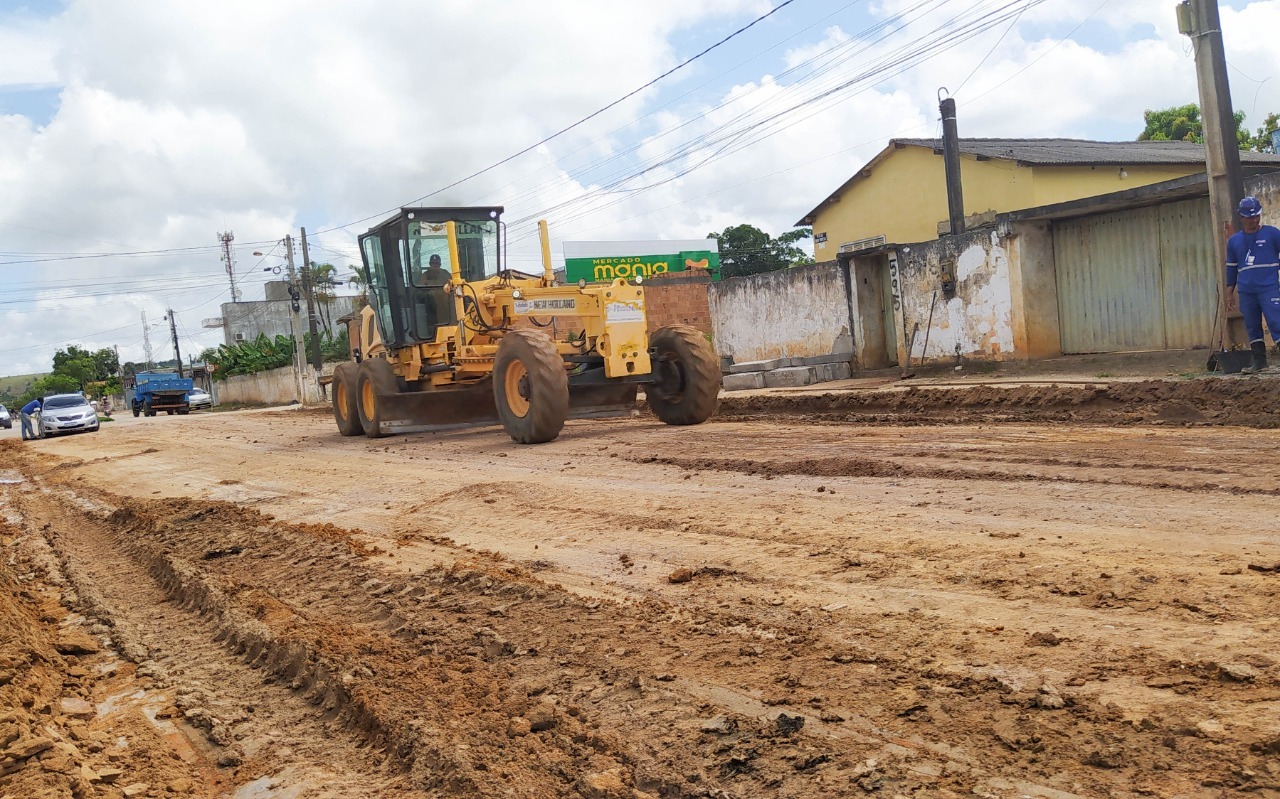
top-left (1241, 341), bottom-right (1268, 374)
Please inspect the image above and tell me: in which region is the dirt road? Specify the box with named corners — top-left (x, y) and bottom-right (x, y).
top-left (3, 389), bottom-right (1279, 798)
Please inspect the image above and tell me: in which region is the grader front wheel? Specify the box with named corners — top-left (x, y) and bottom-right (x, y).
top-left (494, 330), bottom-right (569, 444)
top-left (647, 325), bottom-right (720, 425)
top-left (356, 358), bottom-right (399, 439)
top-left (331, 361), bottom-right (364, 437)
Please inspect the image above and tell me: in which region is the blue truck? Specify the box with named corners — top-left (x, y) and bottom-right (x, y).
top-left (125, 371), bottom-right (193, 417)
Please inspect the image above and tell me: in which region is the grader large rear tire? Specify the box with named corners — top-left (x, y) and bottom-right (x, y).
top-left (494, 330), bottom-right (569, 444)
top-left (331, 362), bottom-right (364, 436)
top-left (356, 358), bottom-right (399, 439)
top-left (647, 325), bottom-right (720, 426)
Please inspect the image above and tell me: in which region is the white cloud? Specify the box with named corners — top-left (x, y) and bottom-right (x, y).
top-left (0, 10), bottom-right (57, 87)
top-left (1, 0), bottom-right (1278, 377)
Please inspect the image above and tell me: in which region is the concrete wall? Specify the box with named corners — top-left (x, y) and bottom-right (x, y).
top-left (222, 295), bottom-right (359, 346)
top-left (709, 261), bottom-right (852, 363)
top-left (1004, 220), bottom-right (1062, 359)
top-left (895, 230), bottom-right (1016, 364)
top-left (1247, 170), bottom-right (1280, 226)
top-left (214, 363), bottom-right (335, 407)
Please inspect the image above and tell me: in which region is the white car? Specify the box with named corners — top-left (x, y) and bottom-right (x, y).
top-left (188, 387), bottom-right (213, 410)
top-left (39, 394), bottom-right (100, 437)
top-left (0, 404), bottom-right (10, 429)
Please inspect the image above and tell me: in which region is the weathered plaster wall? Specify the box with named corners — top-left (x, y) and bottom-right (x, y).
top-left (708, 261), bottom-right (853, 363)
top-left (1247, 170), bottom-right (1280, 226)
top-left (1005, 220), bottom-right (1061, 360)
top-left (895, 230), bottom-right (1015, 363)
top-left (214, 363), bottom-right (334, 407)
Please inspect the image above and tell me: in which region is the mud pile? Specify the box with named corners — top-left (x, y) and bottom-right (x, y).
top-left (718, 378), bottom-right (1280, 427)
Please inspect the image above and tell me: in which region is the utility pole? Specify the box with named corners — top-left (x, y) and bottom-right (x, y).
top-left (283, 235), bottom-right (306, 403)
top-left (940, 92), bottom-right (965, 236)
top-left (141, 310), bottom-right (154, 369)
top-left (218, 231), bottom-right (239, 302)
top-left (300, 227), bottom-right (323, 370)
top-left (166, 308), bottom-right (184, 378)
top-left (1178, 0), bottom-right (1244, 350)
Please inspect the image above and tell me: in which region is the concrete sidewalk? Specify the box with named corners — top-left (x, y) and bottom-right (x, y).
top-left (723, 347), bottom-right (1272, 398)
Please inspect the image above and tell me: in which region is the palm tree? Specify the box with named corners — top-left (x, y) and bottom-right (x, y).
top-left (309, 262), bottom-right (340, 331)
top-left (346, 267), bottom-right (369, 311)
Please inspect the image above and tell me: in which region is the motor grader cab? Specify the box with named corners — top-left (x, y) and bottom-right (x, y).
top-left (330, 206), bottom-right (720, 444)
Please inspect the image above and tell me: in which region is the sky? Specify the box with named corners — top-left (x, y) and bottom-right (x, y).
top-left (1, 0), bottom-right (1278, 376)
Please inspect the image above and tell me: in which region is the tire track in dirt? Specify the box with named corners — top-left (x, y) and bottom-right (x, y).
top-left (10, 416), bottom-right (1280, 797)
top-left (23, 475), bottom-right (1280, 798)
top-left (10, 484), bottom-right (410, 799)
top-left (631, 454), bottom-right (1280, 497)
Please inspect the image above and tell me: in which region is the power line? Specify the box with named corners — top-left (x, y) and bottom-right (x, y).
top-left (477, 0), bottom-right (940, 220)
top-left (959, 0), bottom-right (1113, 107)
top-left (503, 0), bottom-right (1044, 243)
top-left (315, 0), bottom-right (800, 236)
top-left (953, 0), bottom-right (1029, 94)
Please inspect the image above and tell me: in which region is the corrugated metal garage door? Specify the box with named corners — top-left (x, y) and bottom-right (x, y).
top-left (1054, 198), bottom-right (1216, 353)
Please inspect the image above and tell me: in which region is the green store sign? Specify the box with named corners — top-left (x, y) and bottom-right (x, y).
top-left (563, 240), bottom-right (720, 284)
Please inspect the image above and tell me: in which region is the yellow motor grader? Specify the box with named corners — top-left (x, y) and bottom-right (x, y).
top-left (331, 206), bottom-right (720, 444)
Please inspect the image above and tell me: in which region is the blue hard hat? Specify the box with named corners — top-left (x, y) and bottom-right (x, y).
top-left (1238, 196), bottom-right (1263, 217)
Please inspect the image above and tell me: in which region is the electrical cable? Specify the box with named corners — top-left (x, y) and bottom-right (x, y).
top-left (953, 0), bottom-right (1029, 94)
top-left (959, 0), bottom-right (1112, 108)
top-left (505, 0), bottom-right (1026, 226)
top-left (502, 0), bottom-right (1044, 244)
top-left (314, 0), bottom-right (800, 236)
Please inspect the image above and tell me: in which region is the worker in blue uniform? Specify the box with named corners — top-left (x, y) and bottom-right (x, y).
top-left (1226, 196), bottom-right (1280, 374)
top-left (20, 397), bottom-right (41, 441)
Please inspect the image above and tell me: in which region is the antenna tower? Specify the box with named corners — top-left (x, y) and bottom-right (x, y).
top-left (141, 310), bottom-right (154, 368)
top-left (218, 231), bottom-right (239, 301)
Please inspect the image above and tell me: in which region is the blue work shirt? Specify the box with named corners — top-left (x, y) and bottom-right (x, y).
top-left (1227, 224), bottom-right (1280, 291)
top-left (21, 399), bottom-right (41, 415)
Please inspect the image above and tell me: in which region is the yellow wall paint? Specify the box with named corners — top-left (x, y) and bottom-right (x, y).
top-left (1027, 164), bottom-right (1196, 207)
top-left (808, 145), bottom-right (1204, 254)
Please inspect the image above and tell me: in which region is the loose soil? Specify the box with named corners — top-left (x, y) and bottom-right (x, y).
top-left (718, 377), bottom-right (1280, 427)
top-left (2, 378), bottom-right (1280, 798)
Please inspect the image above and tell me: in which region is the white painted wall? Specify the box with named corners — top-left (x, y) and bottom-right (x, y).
top-left (708, 262), bottom-right (853, 363)
top-left (213, 363), bottom-right (335, 407)
top-left (896, 231), bottom-right (1015, 364)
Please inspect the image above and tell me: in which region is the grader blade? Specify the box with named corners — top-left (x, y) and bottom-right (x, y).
top-left (370, 380), bottom-right (638, 436)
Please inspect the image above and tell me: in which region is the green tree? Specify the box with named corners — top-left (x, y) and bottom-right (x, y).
top-left (47, 345), bottom-right (119, 391)
top-left (1241, 111), bottom-right (1280, 153)
top-left (1138, 104), bottom-right (1204, 143)
top-left (19, 374), bottom-right (80, 406)
top-left (92, 347), bottom-right (120, 380)
top-left (1139, 104), bottom-right (1279, 152)
top-left (707, 225), bottom-right (813, 279)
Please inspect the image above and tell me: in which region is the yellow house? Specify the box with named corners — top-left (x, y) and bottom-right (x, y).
top-left (796, 138), bottom-right (1280, 253)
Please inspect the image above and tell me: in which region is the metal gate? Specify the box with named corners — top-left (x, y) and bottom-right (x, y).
top-left (1053, 198), bottom-right (1216, 353)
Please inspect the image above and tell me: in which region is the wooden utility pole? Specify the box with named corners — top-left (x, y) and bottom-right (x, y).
top-left (1179, 0), bottom-right (1244, 350)
top-left (300, 227), bottom-right (323, 370)
top-left (940, 94), bottom-right (965, 236)
top-left (283, 235), bottom-right (306, 403)
top-left (167, 309), bottom-right (184, 378)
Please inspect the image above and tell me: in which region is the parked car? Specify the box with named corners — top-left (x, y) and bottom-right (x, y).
top-left (0, 404), bottom-right (10, 429)
top-left (188, 387), bottom-right (213, 410)
top-left (39, 394), bottom-right (99, 437)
